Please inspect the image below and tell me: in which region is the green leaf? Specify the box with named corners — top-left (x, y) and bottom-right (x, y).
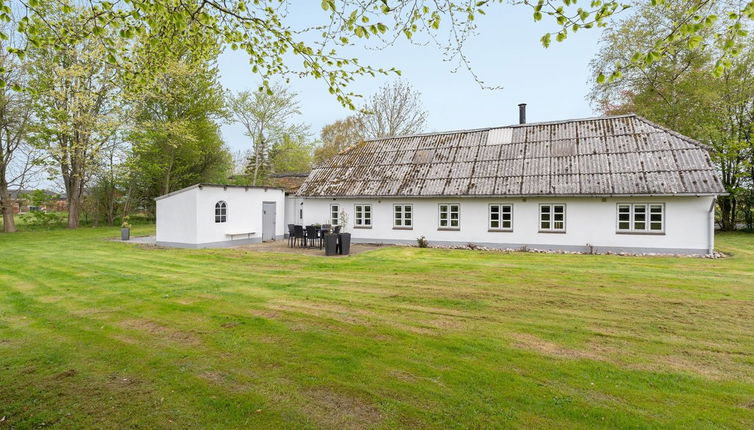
top-left (540, 33), bottom-right (551, 48)
top-left (688, 35), bottom-right (703, 49)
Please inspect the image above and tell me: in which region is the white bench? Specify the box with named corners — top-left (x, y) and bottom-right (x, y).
top-left (225, 231), bottom-right (256, 240)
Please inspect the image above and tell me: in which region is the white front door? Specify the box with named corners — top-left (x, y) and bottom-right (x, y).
top-left (262, 202), bottom-right (276, 241)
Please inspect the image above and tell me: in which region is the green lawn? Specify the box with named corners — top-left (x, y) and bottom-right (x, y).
top-left (1, 227), bottom-right (753, 429)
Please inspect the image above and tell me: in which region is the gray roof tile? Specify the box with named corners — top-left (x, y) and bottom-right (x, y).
top-left (298, 115), bottom-right (726, 197)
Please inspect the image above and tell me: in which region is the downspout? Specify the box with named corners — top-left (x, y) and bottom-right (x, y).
top-left (707, 197), bottom-right (716, 255)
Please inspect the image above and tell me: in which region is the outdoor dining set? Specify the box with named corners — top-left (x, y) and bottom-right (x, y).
top-left (287, 224), bottom-right (351, 255)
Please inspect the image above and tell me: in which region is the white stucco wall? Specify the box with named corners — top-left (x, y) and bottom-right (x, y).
top-left (156, 185), bottom-right (286, 247)
top-left (156, 186), bottom-right (198, 245)
top-left (300, 196), bottom-right (716, 254)
top-left (284, 195), bottom-right (305, 231)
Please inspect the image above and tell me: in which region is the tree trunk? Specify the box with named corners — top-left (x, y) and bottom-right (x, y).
top-left (164, 147), bottom-right (175, 196)
top-left (68, 195), bottom-right (81, 228)
top-left (749, 167), bottom-right (754, 230)
top-left (718, 196), bottom-right (736, 231)
top-left (0, 178), bottom-right (16, 233)
top-left (252, 135), bottom-right (264, 186)
top-left (67, 176), bottom-right (83, 229)
top-left (252, 149), bottom-right (260, 186)
top-left (122, 181), bottom-right (134, 219)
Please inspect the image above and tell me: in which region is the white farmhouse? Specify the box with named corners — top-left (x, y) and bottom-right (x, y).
top-left (155, 113), bottom-right (726, 254)
top-left (295, 114), bottom-right (725, 255)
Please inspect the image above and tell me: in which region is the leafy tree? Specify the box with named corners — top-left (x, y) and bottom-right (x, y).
top-left (126, 56), bottom-right (232, 207)
top-left (26, 6), bottom-right (121, 229)
top-left (358, 79), bottom-right (428, 139)
top-left (315, 116), bottom-right (363, 164)
top-left (268, 133), bottom-right (314, 174)
top-left (0, 41), bottom-right (38, 233)
top-left (590, 2), bottom-right (754, 230)
top-left (4, 1), bottom-right (752, 107)
top-left (84, 138), bottom-right (127, 226)
top-left (228, 84), bottom-right (307, 185)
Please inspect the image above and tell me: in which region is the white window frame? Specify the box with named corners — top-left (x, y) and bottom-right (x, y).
top-left (215, 201), bottom-right (227, 223)
top-left (438, 203), bottom-right (460, 230)
top-left (539, 203), bottom-right (565, 232)
top-left (354, 204), bottom-right (372, 228)
top-left (393, 204), bottom-right (413, 229)
top-left (329, 204), bottom-right (340, 226)
top-left (617, 203), bottom-right (664, 234)
top-left (488, 203), bottom-right (513, 231)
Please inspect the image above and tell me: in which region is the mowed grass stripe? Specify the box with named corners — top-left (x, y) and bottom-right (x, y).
top-left (1, 226), bottom-right (753, 428)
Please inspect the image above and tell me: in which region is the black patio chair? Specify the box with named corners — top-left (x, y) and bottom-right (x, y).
top-left (293, 225), bottom-right (305, 247)
top-left (318, 226), bottom-right (331, 249)
top-left (287, 224), bottom-right (295, 247)
top-left (305, 225), bottom-right (318, 248)
top-left (333, 225), bottom-right (341, 234)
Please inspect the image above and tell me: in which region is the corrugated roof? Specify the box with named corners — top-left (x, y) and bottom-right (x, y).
top-left (297, 115), bottom-right (726, 197)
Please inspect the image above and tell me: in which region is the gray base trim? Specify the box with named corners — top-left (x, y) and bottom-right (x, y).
top-left (350, 238), bottom-right (710, 256)
top-left (157, 234), bottom-right (285, 249)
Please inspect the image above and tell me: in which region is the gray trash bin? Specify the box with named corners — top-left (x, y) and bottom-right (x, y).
top-left (324, 233), bottom-right (338, 256)
top-left (338, 233), bottom-right (351, 255)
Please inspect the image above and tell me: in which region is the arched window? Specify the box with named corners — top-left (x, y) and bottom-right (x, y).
top-left (215, 201), bottom-right (227, 223)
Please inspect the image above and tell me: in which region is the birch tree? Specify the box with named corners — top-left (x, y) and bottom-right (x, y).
top-left (228, 85), bottom-right (306, 185)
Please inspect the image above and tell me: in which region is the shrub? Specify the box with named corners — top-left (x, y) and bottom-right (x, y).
top-left (416, 236), bottom-right (429, 248)
top-left (19, 211), bottom-right (65, 227)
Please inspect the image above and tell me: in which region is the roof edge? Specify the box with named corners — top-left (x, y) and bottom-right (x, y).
top-left (295, 192), bottom-right (726, 199)
top-left (632, 115), bottom-right (712, 151)
top-left (155, 183), bottom-right (286, 201)
top-left (268, 172), bottom-right (310, 178)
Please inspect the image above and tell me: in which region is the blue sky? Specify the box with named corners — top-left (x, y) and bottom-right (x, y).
top-left (217, 3), bottom-right (605, 153)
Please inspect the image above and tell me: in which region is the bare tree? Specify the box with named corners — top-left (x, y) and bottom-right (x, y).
top-left (228, 84), bottom-right (305, 185)
top-left (358, 80), bottom-right (428, 139)
top-left (231, 149), bottom-right (252, 176)
top-left (0, 47), bottom-right (39, 233)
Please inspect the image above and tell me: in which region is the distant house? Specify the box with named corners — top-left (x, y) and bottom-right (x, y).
top-left (157, 110), bottom-right (726, 254)
top-left (225, 173), bottom-right (309, 195)
top-left (267, 172), bottom-right (309, 194)
top-left (7, 189), bottom-right (67, 214)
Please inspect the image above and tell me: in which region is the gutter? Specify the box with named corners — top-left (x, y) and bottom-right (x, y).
top-left (154, 183), bottom-right (287, 201)
top-left (296, 193), bottom-right (728, 199)
top-left (708, 197), bottom-right (717, 254)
